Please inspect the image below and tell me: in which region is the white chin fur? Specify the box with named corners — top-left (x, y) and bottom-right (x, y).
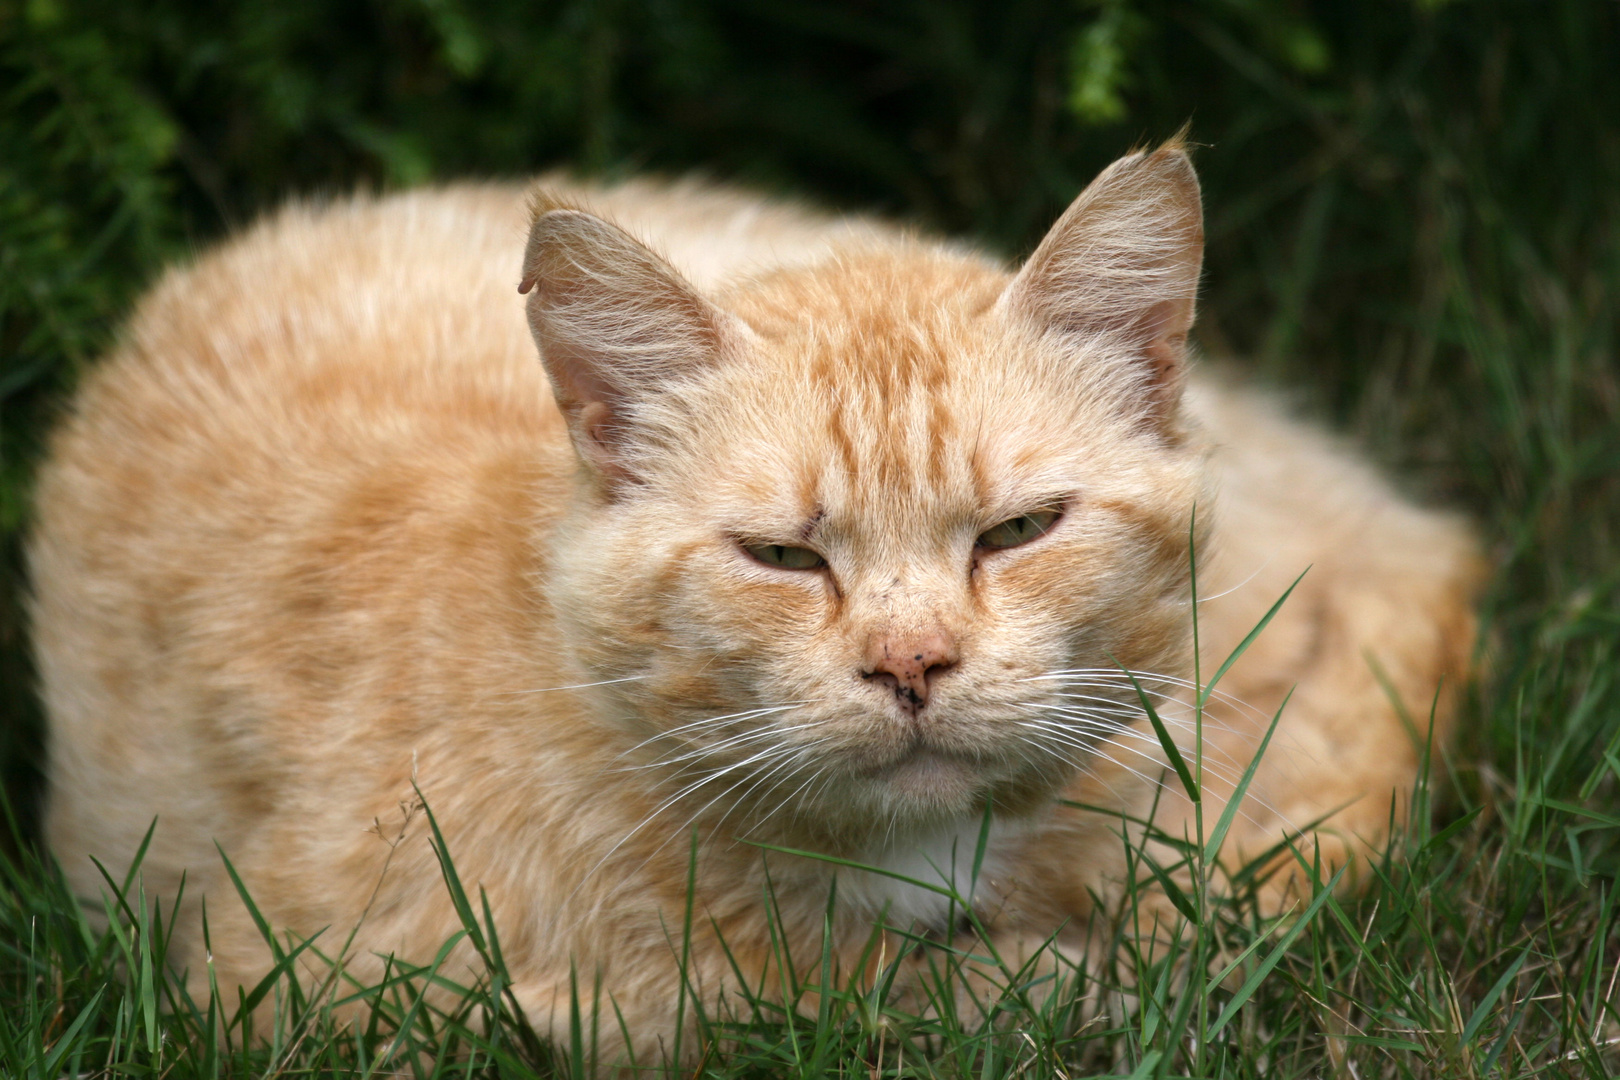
top-left (837, 814), bottom-right (1030, 932)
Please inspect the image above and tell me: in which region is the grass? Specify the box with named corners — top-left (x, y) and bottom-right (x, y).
top-left (3, 1), bottom-right (1618, 1076)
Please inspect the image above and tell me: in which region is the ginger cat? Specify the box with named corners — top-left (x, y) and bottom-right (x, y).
top-left (31, 141), bottom-right (1482, 1061)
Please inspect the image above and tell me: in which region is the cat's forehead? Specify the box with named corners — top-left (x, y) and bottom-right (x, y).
top-left (726, 247), bottom-right (1007, 340)
top-left (726, 249), bottom-right (1016, 418)
top-left (703, 252), bottom-right (1108, 531)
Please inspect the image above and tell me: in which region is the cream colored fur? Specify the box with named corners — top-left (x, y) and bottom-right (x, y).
top-left (30, 146), bottom-right (1482, 1062)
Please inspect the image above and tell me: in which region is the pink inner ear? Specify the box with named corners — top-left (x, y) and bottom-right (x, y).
top-left (999, 144), bottom-right (1204, 428)
top-left (522, 208), bottom-right (740, 489)
top-left (1138, 298), bottom-right (1192, 386)
top-left (574, 400), bottom-right (633, 482)
top-left (530, 322), bottom-right (642, 486)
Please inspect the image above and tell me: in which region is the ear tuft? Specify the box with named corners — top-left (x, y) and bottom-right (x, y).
top-left (521, 205), bottom-right (742, 488)
top-left (1000, 139), bottom-right (1204, 427)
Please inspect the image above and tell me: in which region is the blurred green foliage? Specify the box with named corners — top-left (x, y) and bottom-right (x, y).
top-left (1, 0), bottom-right (1617, 839)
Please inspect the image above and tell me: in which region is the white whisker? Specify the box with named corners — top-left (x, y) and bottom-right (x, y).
top-left (502, 674), bottom-right (650, 696)
top-left (1024, 704), bottom-right (1254, 773)
top-left (1017, 732), bottom-right (1289, 838)
top-left (1195, 558), bottom-right (1274, 604)
top-left (1025, 668), bottom-right (1264, 720)
top-left (614, 704), bottom-right (803, 760)
top-left (1020, 713), bottom-right (1256, 795)
top-left (622, 717), bottom-right (807, 773)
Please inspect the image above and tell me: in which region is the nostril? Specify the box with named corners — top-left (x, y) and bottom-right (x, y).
top-left (861, 669), bottom-right (900, 693)
top-left (923, 657), bottom-right (956, 689)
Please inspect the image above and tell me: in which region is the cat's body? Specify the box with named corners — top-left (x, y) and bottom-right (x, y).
top-left (31, 148), bottom-right (1482, 1059)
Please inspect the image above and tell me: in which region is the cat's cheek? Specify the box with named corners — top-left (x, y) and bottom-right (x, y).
top-left (676, 563), bottom-right (842, 693)
top-left (716, 565), bottom-right (836, 626)
top-left (972, 540), bottom-right (1179, 683)
top-left (971, 543), bottom-right (1100, 621)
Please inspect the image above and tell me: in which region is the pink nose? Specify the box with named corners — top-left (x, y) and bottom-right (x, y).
top-left (862, 630), bottom-right (959, 715)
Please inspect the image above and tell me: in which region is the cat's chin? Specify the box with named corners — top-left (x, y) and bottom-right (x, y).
top-left (861, 748), bottom-right (983, 815)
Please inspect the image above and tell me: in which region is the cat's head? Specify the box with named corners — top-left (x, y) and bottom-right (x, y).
top-left (522, 143), bottom-right (1209, 845)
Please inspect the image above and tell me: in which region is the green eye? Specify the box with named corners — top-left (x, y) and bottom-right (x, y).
top-left (745, 543), bottom-right (826, 570)
top-left (976, 509), bottom-right (1061, 551)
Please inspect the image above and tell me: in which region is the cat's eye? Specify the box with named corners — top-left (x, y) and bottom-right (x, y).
top-left (976, 509), bottom-right (1061, 551)
top-left (744, 543), bottom-right (826, 570)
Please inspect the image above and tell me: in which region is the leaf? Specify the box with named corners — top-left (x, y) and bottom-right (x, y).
top-left (1199, 569), bottom-right (1308, 711)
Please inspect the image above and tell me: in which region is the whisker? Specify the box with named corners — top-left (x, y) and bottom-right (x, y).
top-left (1017, 709), bottom-right (1264, 794)
top-left (1024, 705), bottom-right (1255, 773)
top-left (1017, 732), bottom-right (1290, 837)
top-left (740, 764), bottom-right (833, 841)
top-left (621, 718), bottom-right (808, 773)
top-left (1013, 692), bottom-right (1255, 764)
top-left (560, 710), bottom-right (841, 923)
top-left (598, 736), bottom-right (837, 915)
top-left (1025, 668), bottom-right (1264, 719)
top-left (705, 738), bottom-right (828, 835)
top-left (614, 704), bottom-right (802, 760)
top-left (576, 739), bottom-right (800, 888)
top-left (501, 674), bottom-right (651, 696)
top-left (1195, 558), bottom-right (1275, 604)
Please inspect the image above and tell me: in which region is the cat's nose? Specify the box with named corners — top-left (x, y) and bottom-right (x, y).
top-left (861, 629), bottom-right (959, 715)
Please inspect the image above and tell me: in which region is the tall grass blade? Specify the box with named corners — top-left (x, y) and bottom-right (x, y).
top-left (1112, 657), bottom-right (1199, 803)
top-left (1206, 862), bottom-right (1346, 1039)
top-left (1203, 688), bottom-right (1291, 863)
top-left (1198, 570), bottom-right (1308, 711)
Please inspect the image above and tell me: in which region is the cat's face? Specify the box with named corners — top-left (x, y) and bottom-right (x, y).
top-left (527, 145), bottom-right (1207, 842)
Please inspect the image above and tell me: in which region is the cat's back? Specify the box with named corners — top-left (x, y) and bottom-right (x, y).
top-left (30, 184), bottom-right (542, 888)
top-left (32, 182), bottom-right (563, 661)
top-left (41, 184), bottom-right (548, 511)
top-left (49, 176), bottom-right (887, 457)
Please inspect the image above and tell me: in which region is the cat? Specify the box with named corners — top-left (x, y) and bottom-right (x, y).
top-left (29, 139), bottom-right (1483, 1062)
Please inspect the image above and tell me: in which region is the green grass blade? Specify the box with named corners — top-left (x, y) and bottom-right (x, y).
top-left (1460, 944), bottom-right (1532, 1045)
top-left (1198, 569), bottom-right (1308, 710)
top-left (1478, 980), bottom-right (1536, 1074)
top-left (1207, 862), bottom-right (1346, 1039)
top-left (235, 927), bottom-right (328, 1019)
top-left (1125, 1048), bottom-right (1163, 1079)
top-left (38, 986), bottom-right (106, 1079)
top-left (415, 787), bottom-right (487, 955)
top-left (747, 841), bottom-right (960, 899)
top-left (1111, 656), bottom-right (1200, 803)
top-left (1136, 848), bottom-right (1199, 927)
top-left (214, 843), bottom-right (282, 959)
top-left (1204, 687), bottom-right (1291, 863)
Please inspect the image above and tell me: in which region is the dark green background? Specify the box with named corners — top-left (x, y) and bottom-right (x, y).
top-left (3, 0), bottom-right (1618, 843)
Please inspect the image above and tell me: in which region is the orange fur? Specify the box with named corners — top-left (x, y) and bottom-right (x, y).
top-left (31, 147), bottom-right (1482, 1061)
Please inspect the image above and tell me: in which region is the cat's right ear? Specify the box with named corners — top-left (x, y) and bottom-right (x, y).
top-left (998, 140), bottom-right (1204, 431)
top-left (520, 208), bottom-right (750, 488)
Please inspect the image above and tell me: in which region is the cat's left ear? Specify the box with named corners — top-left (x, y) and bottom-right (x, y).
top-left (520, 206), bottom-right (754, 489)
top-left (998, 139), bottom-right (1204, 429)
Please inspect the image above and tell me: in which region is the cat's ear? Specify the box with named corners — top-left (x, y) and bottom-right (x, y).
top-left (999, 140), bottom-right (1204, 427)
top-left (520, 207), bottom-right (750, 487)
